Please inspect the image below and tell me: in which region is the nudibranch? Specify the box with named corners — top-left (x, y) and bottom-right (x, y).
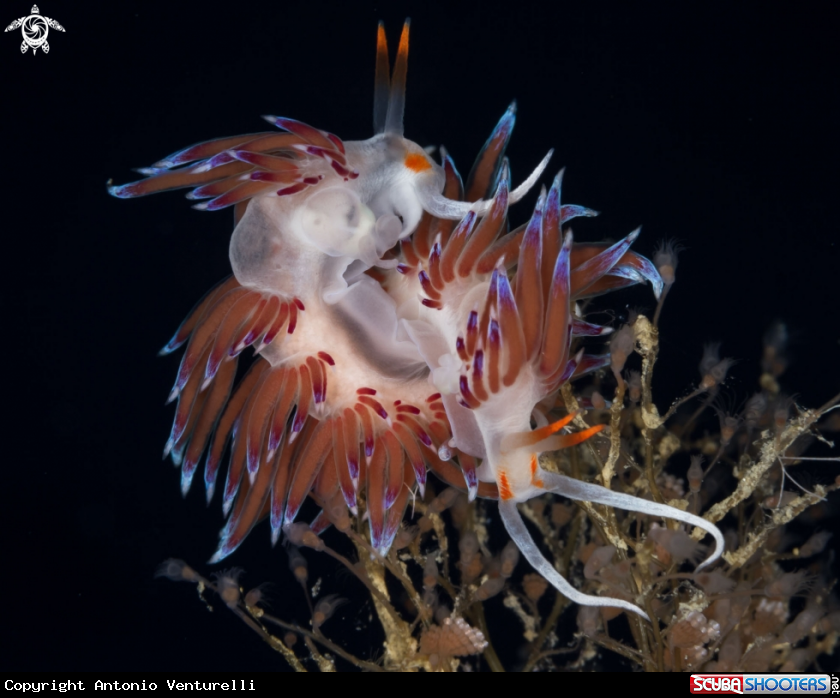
top-left (110, 21), bottom-right (724, 620)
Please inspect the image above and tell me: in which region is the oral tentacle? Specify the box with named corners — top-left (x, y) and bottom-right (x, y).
top-left (499, 499), bottom-right (651, 620)
top-left (538, 469), bottom-right (725, 571)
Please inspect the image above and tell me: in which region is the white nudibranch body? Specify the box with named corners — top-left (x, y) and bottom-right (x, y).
top-left (110, 20), bottom-right (725, 621)
top-left (230, 133), bottom-right (444, 303)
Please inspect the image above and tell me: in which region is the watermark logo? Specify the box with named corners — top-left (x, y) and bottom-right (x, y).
top-left (4, 5), bottom-right (65, 55)
top-left (690, 674), bottom-right (833, 695)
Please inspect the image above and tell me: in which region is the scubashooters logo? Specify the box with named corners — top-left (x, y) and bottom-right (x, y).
top-left (690, 674), bottom-right (833, 695)
top-left (4, 5), bottom-right (65, 54)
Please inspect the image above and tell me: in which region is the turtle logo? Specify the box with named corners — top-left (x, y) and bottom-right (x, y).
top-left (5, 5), bottom-right (65, 55)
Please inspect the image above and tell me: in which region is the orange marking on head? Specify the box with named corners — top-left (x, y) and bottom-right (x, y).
top-left (404, 153), bottom-right (431, 173)
top-left (498, 470), bottom-right (514, 501)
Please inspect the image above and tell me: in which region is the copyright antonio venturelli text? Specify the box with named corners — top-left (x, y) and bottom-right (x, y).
top-left (5, 681), bottom-right (257, 693)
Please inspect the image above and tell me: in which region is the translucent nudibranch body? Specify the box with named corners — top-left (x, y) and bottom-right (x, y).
top-left (109, 21), bottom-right (724, 620)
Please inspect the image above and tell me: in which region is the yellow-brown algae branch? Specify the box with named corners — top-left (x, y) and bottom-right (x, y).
top-left (697, 408), bottom-right (822, 536)
top-left (723, 484), bottom-right (834, 569)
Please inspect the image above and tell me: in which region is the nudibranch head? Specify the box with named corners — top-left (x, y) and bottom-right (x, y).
top-left (110, 19), bottom-right (724, 621)
top-left (343, 132), bottom-right (445, 243)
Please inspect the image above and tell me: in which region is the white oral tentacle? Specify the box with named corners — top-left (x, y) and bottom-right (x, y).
top-left (499, 499), bottom-right (650, 620)
top-left (539, 470), bottom-right (725, 571)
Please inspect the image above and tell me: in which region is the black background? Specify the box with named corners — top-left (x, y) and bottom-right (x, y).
top-left (4, 1), bottom-right (838, 672)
